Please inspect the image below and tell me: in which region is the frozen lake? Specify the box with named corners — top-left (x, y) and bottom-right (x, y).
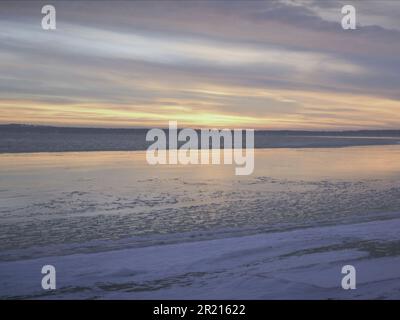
top-left (1, 146), bottom-right (400, 298)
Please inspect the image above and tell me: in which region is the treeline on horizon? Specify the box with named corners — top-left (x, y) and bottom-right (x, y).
top-left (1, 123), bottom-right (400, 136)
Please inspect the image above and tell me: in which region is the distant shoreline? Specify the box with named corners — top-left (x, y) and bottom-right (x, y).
top-left (1, 124), bottom-right (400, 154)
top-left (2, 124), bottom-right (400, 136)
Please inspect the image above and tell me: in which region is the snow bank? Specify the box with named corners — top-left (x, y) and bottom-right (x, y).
top-left (1, 217), bottom-right (400, 299)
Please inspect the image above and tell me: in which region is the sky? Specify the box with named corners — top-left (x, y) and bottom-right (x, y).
top-left (0, 0), bottom-right (400, 130)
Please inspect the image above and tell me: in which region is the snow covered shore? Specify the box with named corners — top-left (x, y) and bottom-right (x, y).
top-left (1, 217), bottom-right (400, 299)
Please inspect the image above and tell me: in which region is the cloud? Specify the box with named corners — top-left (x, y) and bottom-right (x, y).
top-left (0, 0), bottom-right (399, 129)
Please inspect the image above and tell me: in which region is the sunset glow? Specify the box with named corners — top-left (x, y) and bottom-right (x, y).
top-left (1, 0), bottom-right (400, 129)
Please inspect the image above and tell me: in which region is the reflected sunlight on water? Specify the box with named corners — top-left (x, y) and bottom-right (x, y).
top-left (1, 145), bottom-right (400, 260)
top-left (2, 145), bottom-right (400, 180)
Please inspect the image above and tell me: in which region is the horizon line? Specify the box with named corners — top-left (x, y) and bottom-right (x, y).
top-left (2, 123), bottom-right (400, 133)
